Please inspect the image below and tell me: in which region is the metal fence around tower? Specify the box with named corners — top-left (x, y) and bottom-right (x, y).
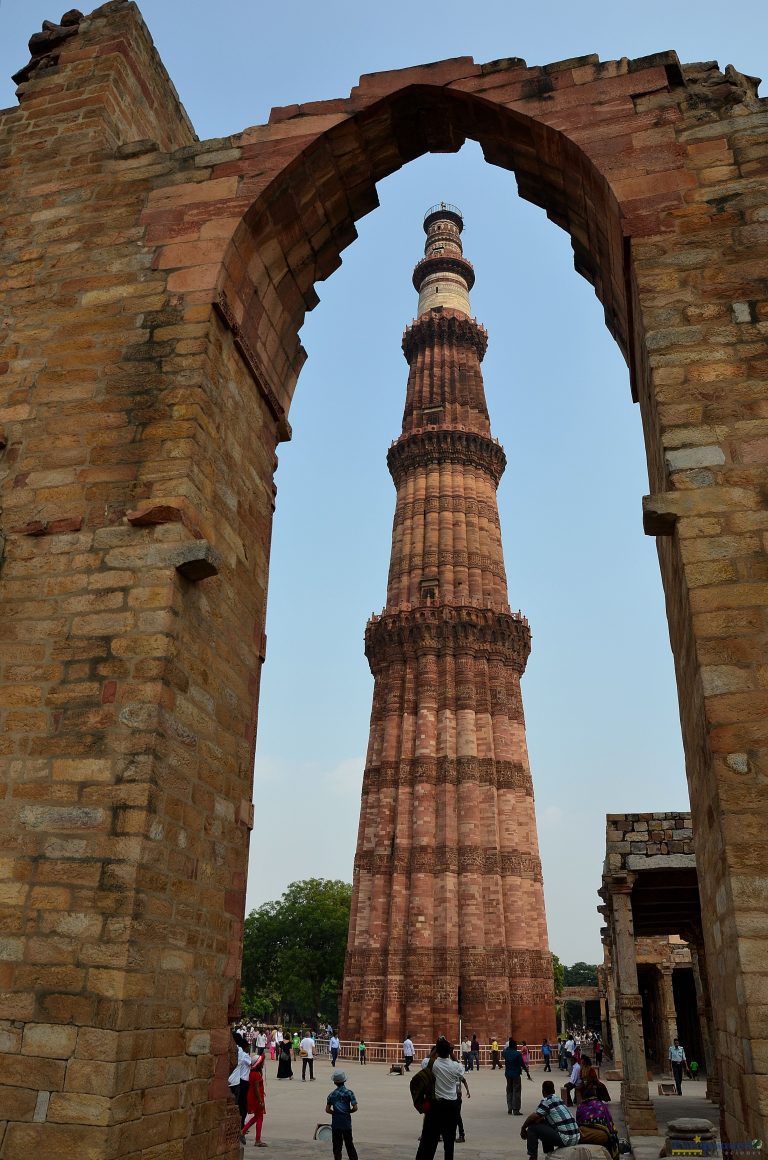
top-left (313, 1039), bottom-right (544, 1067)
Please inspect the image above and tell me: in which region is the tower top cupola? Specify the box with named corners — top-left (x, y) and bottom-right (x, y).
top-left (413, 202), bottom-right (475, 318)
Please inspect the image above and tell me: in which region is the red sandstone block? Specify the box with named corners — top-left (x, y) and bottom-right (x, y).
top-left (166, 264), bottom-right (220, 292)
top-left (147, 176), bottom-right (239, 210)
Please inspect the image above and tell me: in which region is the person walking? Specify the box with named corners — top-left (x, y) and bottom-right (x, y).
top-left (470, 1035), bottom-right (480, 1071)
top-left (404, 1034), bottom-right (415, 1072)
top-left (668, 1038), bottom-right (689, 1096)
top-left (455, 1066), bottom-right (471, 1144)
top-left (357, 1038), bottom-right (367, 1065)
top-left (300, 1032), bottom-right (315, 1081)
top-left (460, 1037), bottom-right (471, 1072)
top-left (490, 1038), bottom-right (501, 1070)
top-left (330, 1031), bottom-right (340, 1067)
top-left (541, 1039), bottom-right (552, 1072)
top-left (243, 1048), bottom-right (267, 1148)
top-left (228, 1031), bottom-right (252, 1144)
top-left (503, 1037), bottom-right (532, 1116)
top-left (415, 1036), bottom-right (467, 1160)
top-left (594, 1038), bottom-right (603, 1073)
top-left (325, 1069), bottom-right (359, 1160)
top-left (276, 1035), bottom-right (293, 1080)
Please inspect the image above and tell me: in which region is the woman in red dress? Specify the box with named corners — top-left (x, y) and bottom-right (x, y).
top-left (243, 1051), bottom-right (267, 1147)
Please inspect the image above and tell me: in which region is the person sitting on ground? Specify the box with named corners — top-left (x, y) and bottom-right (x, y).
top-left (575, 1083), bottom-right (619, 1160)
top-left (520, 1079), bottom-right (580, 1159)
top-left (326, 1069), bottom-right (359, 1160)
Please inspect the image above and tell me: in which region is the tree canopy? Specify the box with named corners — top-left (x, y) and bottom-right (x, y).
top-left (552, 952), bottom-right (565, 996)
top-left (563, 961), bottom-right (599, 986)
top-left (242, 878), bottom-right (352, 1025)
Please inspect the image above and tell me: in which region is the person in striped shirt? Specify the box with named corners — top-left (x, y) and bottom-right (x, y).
top-left (520, 1080), bottom-right (580, 1158)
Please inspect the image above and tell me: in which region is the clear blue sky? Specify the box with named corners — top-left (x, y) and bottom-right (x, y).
top-left (2, 1), bottom-right (766, 964)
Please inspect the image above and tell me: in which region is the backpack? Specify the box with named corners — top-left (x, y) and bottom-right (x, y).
top-left (409, 1058), bottom-right (435, 1113)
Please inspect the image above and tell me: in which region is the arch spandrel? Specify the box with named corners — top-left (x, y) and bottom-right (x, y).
top-left (146, 52), bottom-right (706, 425)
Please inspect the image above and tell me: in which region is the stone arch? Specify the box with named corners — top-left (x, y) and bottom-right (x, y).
top-left (2, 5), bottom-right (767, 1156)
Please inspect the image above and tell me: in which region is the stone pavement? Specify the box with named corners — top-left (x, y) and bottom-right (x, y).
top-left (241, 1058), bottom-right (624, 1158)
top-left (628, 1079), bottom-right (720, 1160)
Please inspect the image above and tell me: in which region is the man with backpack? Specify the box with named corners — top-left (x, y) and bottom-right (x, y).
top-left (411, 1037), bottom-right (468, 1159)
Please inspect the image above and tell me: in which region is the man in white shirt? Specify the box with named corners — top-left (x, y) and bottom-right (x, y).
top-left (561, 1058), bottom-right (581, 1107)
top-left (668, 1039), bottom-right (688, 1095)
top-left (564, 1037), bottom-right (575, 1068)
top-left (330, 1031), bottom-right (341, 1067)
top-left (300, 1032), bottom-right (315, 1081)
top-left (403, 1034), bottom-right (415, 1072)
top-left (416, 1037), bottom-right (469, 1159)
top-left (254, 1028), bottom-right (267, 1055)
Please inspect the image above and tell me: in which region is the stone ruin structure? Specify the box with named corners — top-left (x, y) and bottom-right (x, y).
top-left (600, 813), bottom-right (719, 1132)
top-left (341, 205), bottom-right (554, 1043)
top-left (1, 2), bottom-right (768, 1156)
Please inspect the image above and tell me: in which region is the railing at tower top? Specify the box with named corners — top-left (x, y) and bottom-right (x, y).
top-left (311, 1039), bottom-right (544, 1067)
top-left (424, 202), bottom-right (463, 221)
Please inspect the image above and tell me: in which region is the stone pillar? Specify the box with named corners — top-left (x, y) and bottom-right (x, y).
top-left (610, 882), bottom-right (656, 1133)
top-left (658, 965), bottom-right (680, 1059)
top-left (605, 967), bottom-right (624, 1080)
top-left (690, 940), bottom-right (721, 1106)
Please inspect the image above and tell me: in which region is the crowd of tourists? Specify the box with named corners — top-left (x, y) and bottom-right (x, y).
top-left (229, 1020), bottom-right (694, 1158)
top-left (411, 1035), bottom-right (621, 1160)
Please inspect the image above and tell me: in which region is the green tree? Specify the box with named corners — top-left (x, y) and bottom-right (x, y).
top-left (242, 878), bottom-right (352, 1025)
top-left (552, 952), bottom-right (565, 996)
top-left (563, 961), bottom-right (598, 986)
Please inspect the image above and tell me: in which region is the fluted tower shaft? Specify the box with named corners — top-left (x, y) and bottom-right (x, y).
top-left (340, 205), bottom-right (554, 1045)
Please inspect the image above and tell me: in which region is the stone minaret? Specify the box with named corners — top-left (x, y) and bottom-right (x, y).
top-left (340, 205), bottom-right (554, 1045)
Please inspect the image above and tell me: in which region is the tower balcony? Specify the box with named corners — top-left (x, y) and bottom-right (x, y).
top-left (412, 253), bottom-right (475, 293)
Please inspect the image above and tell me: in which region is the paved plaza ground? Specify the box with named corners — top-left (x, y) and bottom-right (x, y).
top-left (242, 1058), bottom-right (719, 1158)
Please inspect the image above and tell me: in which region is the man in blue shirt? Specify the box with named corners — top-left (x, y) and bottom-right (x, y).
top-left (502, 1037), bottom-right (532, 1115)
top-left (326, 1069), bottom-right (359, 1160)
top-left (541, 1038), bottom-right (552, 1072)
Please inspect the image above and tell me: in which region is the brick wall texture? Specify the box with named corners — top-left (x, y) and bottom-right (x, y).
top-left (1, 1), bottom-right (768, 1154)
top-left (340, 209), bottom-right (553, 1043)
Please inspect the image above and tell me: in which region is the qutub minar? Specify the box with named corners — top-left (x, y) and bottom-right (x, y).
top-left (340, 205), bottom-right (555, 1043)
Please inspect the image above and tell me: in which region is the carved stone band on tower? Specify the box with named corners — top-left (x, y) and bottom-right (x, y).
top-left (340, 206), bottom-right (555, 1044)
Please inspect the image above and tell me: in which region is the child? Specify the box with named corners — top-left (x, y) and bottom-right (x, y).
top-left (358, 1039), bottom-right (366, 1065)
top-left (690, 1059), bottom-right (699, 1080)
top-left (326, 1069), bottom-right (358, 1160)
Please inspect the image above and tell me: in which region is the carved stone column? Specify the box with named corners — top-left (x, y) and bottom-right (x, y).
top-left (610, 880), bottom-right (657, 1133)
top-left (658, 964), bottom-right (679, 1055)
top-left (690, 939), bottom-right (721, 1106)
